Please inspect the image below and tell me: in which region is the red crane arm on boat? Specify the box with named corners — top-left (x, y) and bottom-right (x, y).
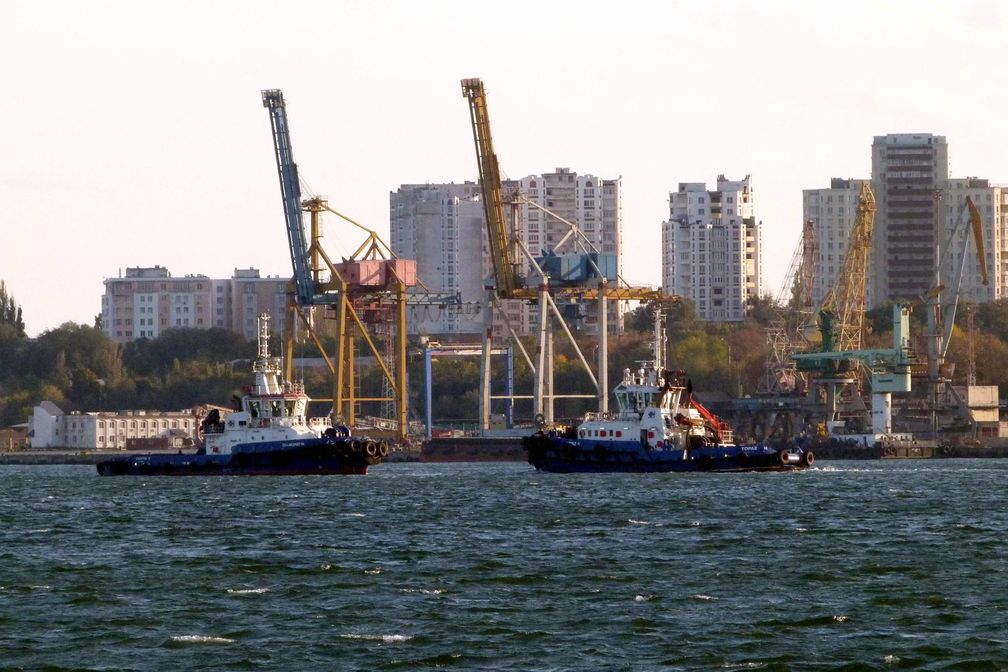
top-left (690, 398), bottom-right (730, 439)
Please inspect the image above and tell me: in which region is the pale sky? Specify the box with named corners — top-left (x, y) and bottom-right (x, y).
top-left (3, 0), bottom-right (1007, 336)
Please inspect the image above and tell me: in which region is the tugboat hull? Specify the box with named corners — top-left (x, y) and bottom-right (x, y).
top-left (96, 438), bottom-right (384, 476)
top-left (524, 433), bottom-right (813, 474)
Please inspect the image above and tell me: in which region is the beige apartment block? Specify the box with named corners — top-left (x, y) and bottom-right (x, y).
top-left (101, 266), bottom-right (289, 343)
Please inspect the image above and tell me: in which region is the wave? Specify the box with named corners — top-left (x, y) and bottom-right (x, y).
top-left (167, 635), bottom-right (234, 646)
top-left (226, 587), bottom-right (270, 594)
top-left (400, 588), bottom-right (446, 595)
top-left (340, 633), bottom-right (413, 643)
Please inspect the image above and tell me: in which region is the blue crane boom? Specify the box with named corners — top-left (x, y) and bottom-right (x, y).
top-left (262, 89), bottom-right (314, 305)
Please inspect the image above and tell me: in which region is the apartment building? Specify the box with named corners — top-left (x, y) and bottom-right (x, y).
top-left (661, 175), bottom-right (763, 321)
top-left (942, 178), bottom-right (1006, 303)
top-left (802, 178), bottom-right (871, 307)
top-left (389, 182), bottom-right (486, 336)
top-left (101, 266), bottom-right (289, 343)
top-left (390, 168), bottom-right (624, 339)
top-left (805, 138), bottom-right (1005, 310)
top-left (870, 133), bottom-right (949, 307)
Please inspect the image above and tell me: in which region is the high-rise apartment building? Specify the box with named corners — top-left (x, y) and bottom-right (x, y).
top-left (505, 169), bottom-right (623, 336)
top-left (390, 168), bottom-right (624, 338)
top-left (870, 133), bottom-right (949, 306)
top-left (802, 178), bottom-right (870, 307)
top-left (661, 175), bottom-right (763, 321)
top-left (807, 135), bottom-right (1004, 310)
top-left (389, 182), bottom-right (487, 336)
top-left (943, 178), bottom-right (1006, 303)
top-left (101, 266), bottom-right (289, 343)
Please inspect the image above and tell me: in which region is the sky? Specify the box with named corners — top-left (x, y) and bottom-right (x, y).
top-left (3, 0), bottom-right (1008, 336)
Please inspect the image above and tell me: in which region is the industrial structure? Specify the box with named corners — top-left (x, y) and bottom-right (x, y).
top-left (761, 218), bottom-right (817, 395)
top-left (460, 77), bottom-right (670, 429)
top-left (262, 89), bottom-right (457, 443)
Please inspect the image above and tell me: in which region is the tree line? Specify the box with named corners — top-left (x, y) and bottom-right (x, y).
top-left (3, 277), bottom-right (1008, 429)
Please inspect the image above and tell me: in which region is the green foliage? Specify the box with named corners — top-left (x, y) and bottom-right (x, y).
top-left (9, 295), bottom-right (1008, 430)
top-left (745, 295), bottom-right (779, 327)
top-left (974, 299), bottom-right (1008, 343)
top-left (122, 328), bottom-right (250, 376)
top-left (0, 281), bottom-right (25, 337)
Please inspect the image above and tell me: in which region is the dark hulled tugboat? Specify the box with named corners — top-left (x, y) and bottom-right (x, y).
top-left (523, 310), bottom-right (813, 474)
top-left (97, 314), bottom-right (387, 476)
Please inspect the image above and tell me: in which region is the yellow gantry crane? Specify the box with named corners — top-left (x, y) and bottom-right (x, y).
top-left (461, 78), bottom-right (674, 425)
top-left (792, 182), bottom-right (876, 428)
top-left (818, 181), bottom-right (876, 354)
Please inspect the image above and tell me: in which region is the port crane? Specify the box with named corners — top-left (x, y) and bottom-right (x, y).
top-left (762, 218), bottom-right (817, 394)
top-left (461, 78), bottom-right (674, 428)
top-left (793, 181), bottom-right (877, 429)
top-left (913, 193), bottom-right (989, 437)
top-left (263, 89), bottom-right (457, 442)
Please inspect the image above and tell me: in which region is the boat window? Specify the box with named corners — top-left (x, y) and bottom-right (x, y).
top-left (285, 401), bottom-right (296, 418)
top-left (248, 401), bottom-right (260, 418)
top-left (270, 400), bottom-right (282, 418)
top-left (615, 392), bottom-right (628, 412)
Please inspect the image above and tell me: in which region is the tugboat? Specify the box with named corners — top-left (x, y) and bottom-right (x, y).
top-left (523, 311), bottom-right (814, 473)
top-left (97, 314), bottom-right (388, 476)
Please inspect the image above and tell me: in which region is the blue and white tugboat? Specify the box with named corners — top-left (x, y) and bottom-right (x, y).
top-left (97, 315), bottom-right (387, 476)
top-left (523, 312), bottom-right (814, 473)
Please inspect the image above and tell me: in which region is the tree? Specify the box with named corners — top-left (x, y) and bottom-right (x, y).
top-left (974, 299), bottom-right (1008, 343)
top-left (745, 295), bottom-right (779, 327)
top-left (0, 280), bottom-right (25, 337)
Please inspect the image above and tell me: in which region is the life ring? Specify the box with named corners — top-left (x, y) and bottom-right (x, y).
top-left (352, 440), bottom-right (363, 454)
top-left (378, 442), bottom-right (389, 458)
top-left (802, 451), bottom-right (815, 467)
top-left (365, 442), bottom-right (378, 457)
top-left (778, 449), bottom-right (790, 465)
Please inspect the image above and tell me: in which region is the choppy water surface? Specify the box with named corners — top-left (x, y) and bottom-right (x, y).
top-left (2, 460), bottom-right (1007, 670)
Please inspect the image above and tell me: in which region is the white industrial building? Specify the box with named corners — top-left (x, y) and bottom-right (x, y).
top-left (29, 401), bottom-right (198, 450)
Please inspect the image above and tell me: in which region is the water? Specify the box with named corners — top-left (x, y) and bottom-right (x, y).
top-left (1, 460), bottom-right (1007, 670)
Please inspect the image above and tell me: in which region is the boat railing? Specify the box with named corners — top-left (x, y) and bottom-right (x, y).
top-left (582, 411), bottom-right (619, 422)
top-left (308, 416), bottom-right (332, 430)
top-left (283, 380), bottom-right (306, 394)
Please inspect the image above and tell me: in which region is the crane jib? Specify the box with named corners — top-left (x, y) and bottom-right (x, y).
top-left (262, 89), bottom-right (314, 305)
